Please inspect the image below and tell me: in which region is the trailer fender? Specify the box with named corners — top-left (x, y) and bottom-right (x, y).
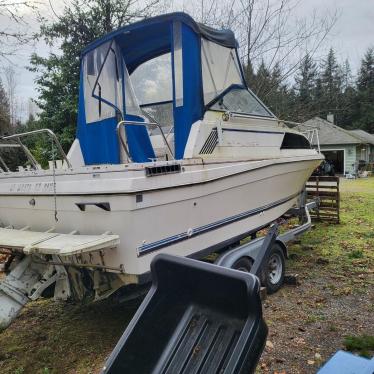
top-left (275, 239), bottom-right (288, 259)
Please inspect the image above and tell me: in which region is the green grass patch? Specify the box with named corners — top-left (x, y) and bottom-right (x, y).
top-left (344, 335), bottom-right (374, 358)
top-left (348, 249), bottom-right (364, 259)
top-left (289, 178), bottom-right (374, 278)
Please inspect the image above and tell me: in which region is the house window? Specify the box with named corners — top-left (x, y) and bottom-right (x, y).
top-left (361, 147), bottom-right (366, 161)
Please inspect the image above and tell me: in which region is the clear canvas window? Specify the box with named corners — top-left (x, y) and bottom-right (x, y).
top-left (131, 53), bottom-right (174, 132)
top-left (83, 41), bottom-right (124, 124)
top-left (201, 39), bottom-right (243, 104)
top-left (131, 53), bottom-right (173, 106)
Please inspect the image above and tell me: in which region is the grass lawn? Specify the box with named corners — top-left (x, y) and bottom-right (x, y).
top-left (0, 177), bottom-right (373, 373)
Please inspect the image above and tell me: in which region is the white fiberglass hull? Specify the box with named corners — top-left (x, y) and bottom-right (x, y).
top-left (0, 156), bottom-right (320, 276)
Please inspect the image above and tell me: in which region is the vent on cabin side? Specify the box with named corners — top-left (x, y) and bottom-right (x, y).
top-left (199, 128), bottom-right (218, 154)
top-left (145, 164), bottom-right (181, 177)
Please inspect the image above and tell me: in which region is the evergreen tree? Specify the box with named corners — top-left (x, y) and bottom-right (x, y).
top-left (265, 64), bottom-right (293, 119)
top-left (339, 59), bottom-right (356, 128)
top-left (293, 53), bottom-right (318, 121)
top-left (355, 47), bottom-right (374, 133)
top-left (251, 60), bottom-right (272, 99)
top-left (245, 61), bottom-right (294, 119)
top-left (320, 48), bottom-right (342, 120)
top-left (341, 59), bottom-right (353, 90)
top-left (0, 78), bottom-right (10, 135)
top-left (243, 59), bottom-right (255, 86)
top-left (248, 62), bottom-right (288, 118)
top-left (295, 54), bottom-right (317, 103)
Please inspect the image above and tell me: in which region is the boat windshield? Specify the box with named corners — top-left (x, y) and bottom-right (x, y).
top-left (210, 87), bottom-right (273, 117)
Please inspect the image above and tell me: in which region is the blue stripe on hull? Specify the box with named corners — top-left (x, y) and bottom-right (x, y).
top-left (137, 191), bottom-right (299, 256)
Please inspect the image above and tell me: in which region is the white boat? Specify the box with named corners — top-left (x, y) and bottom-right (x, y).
top-left (0, 13), bottom-right (322, 325)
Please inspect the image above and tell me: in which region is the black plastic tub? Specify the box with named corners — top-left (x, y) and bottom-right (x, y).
top-left (102, 254), bottom-right (267, 374)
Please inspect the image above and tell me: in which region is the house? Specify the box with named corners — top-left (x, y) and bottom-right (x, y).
top-left (348, 129), bottom-right (374, 163)
top-left (298, 117), bottom-right (374, 175)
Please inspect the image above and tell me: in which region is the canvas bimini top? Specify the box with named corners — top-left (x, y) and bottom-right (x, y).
top-left (77, 12), bottom-right (274, 165)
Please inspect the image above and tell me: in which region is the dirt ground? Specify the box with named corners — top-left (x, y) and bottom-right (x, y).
top-left (0, 178), bottom-right (373, 374)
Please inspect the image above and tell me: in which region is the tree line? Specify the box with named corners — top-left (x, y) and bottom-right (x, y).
top-left (246, 47), bottom-right (374, 133)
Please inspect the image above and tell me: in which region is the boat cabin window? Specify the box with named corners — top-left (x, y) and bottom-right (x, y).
top-left (201, 39), bottom-right (243, 104)
top-left (131, 53), bottom-right (174, 133)
top-left (83, 41), bottom-right (124, 124)
top-left (211, 87), bottom-right (273, 117)
top-left (281, 133), bottom-right (311, 149)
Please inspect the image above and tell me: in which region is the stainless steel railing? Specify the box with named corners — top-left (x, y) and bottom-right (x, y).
top-left (0, 129), bottom-right (71, 170)
top-left (279, 120), bottom-right (321, 153)
top-left (116, 120), bottom-right (174, 162)
top-left (301, 128), bottom-right (321, 153)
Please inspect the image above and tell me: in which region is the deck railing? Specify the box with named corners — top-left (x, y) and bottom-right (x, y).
top-left (301, 128), bottom-right (321, 153)
top-left (0, 129), bottom-right (71, 171)
top-left (116, 120), bottom-right (174, 162)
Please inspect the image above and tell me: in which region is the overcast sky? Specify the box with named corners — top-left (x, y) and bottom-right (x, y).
top-left (0, 0), bottom-right (373, 120)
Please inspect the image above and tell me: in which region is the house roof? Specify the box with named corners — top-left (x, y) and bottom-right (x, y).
top-left (348, 129), bottom-right (374, 146)
top-left (298, 117), bottom-right (372, 146)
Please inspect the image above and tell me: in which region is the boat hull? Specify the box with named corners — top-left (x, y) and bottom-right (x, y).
top-left (0, 157), bottom-right (320, 276)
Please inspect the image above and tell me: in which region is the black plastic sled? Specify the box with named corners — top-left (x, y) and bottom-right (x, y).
top-left (102, 254), bottom-right (267, 374)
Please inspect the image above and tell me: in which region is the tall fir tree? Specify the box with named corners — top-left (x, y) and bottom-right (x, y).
top-left (339, 59), bottom-right (356, 128)
top-left (251, 60), bottom-right (272, 99)
top-left (319, 48), bottom-right (343, 122)
top-left (341, 59), bottom-right (353, 90)
top-left (355, 47), bottom-right (374, 133)
top-left (293, 53), bottom-right (318, 121)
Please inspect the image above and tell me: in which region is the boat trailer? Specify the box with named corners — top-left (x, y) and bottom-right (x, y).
top-left (101, 200), bottom-right (317, 373)
top-left (0, 200), bottom-right (317, 373)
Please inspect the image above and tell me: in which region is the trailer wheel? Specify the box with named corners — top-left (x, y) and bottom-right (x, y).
top-left (265, 243), bottom-right (285, 294)
top-left (232, 257), bottom-right (253, 273)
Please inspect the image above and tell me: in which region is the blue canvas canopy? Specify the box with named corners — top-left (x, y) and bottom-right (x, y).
top-left (76, 12), bottom-right (245, 165)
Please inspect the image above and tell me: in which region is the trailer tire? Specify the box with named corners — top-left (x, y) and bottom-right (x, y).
top-left (232, 257), bottom-right (253, 273)
top-left (265, 243), bottom-right (285, 294)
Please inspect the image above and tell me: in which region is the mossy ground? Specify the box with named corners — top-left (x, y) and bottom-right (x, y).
top-left (0, 178), bottom-right (373, 373)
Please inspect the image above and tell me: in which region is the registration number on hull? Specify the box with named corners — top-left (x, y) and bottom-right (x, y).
top-left (8, 182), bottom-right (55, 193)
